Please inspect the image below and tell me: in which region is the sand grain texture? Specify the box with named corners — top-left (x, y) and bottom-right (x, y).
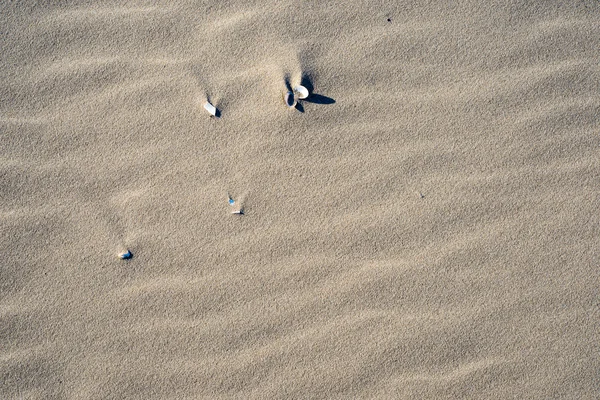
top-left (1, 1), bottom-right (599, 398)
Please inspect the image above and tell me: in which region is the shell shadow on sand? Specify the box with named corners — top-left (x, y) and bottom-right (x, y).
top-left (286, 75), bottom-right (336, 113)
top-left (299, 75), bottom-right (335, 105)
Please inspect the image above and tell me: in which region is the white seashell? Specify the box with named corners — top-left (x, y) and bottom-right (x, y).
top-left (231, 209), bottom-right (244, 215)
top-left (294, 85), bottom-right (309, 99)
top-left (283, 91), bottom-right (297, 108)
top-left (204, 102), bottom-right (218, 117)
top-left (118, 250), bottom-right (132, 259)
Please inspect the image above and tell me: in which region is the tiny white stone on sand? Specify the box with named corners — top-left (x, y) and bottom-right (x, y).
top-left (118, 250), bottom-right (132, 259)
top-left (294, 85), bottom-right (309, 99)
top-left (204, 102), bottom-right (218, 117)
top-left (231, 209), bottom-right (244, 215)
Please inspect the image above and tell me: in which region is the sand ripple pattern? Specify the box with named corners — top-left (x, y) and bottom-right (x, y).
top-left (1, 1), bottom-right (599, 398)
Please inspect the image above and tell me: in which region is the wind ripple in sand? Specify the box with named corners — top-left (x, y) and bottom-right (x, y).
top-left (1, 0), bottom-right (600, 398)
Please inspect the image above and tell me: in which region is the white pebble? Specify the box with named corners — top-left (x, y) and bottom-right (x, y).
top-left (118, 250), bottom-right (132, 259)
top-left (204, 102), bottom-right (218, 117)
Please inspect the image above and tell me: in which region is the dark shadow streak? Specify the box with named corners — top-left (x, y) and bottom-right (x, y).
top-left (300, 75), bottom-right (314, 94)
top-left (304, 94), bottom-right (335, 105)
top-left (295, 102), bottom-right (305, 113)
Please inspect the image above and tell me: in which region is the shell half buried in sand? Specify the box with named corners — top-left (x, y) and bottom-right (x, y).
top-left (294, 85), bottom-right (309, 99)
top-left (204, 102), bottom-right (218, 117)
top-left (284, 91), bottom-right (297, 108)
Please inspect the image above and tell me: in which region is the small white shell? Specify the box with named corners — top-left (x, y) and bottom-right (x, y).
top-left (231, 209), bottom-right (244, 215)
top-left (294, 85), bottom-right (309, 99)
top-left (284, 91), bottom-right (297, 108)
top-left (204, 102), bottom-right (218, 117)
top-left (118, 250), bottom-right (132, 259)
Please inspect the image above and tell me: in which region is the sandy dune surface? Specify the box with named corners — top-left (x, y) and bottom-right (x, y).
top-left (1, 1), bottom-right (599, 398)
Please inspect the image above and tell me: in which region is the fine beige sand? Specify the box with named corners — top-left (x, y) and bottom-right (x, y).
top-left (1, 1), bottom-right (599, 398)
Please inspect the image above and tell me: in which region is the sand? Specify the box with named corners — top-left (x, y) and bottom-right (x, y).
top-left (1, 1), bottom-right (599, 398)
